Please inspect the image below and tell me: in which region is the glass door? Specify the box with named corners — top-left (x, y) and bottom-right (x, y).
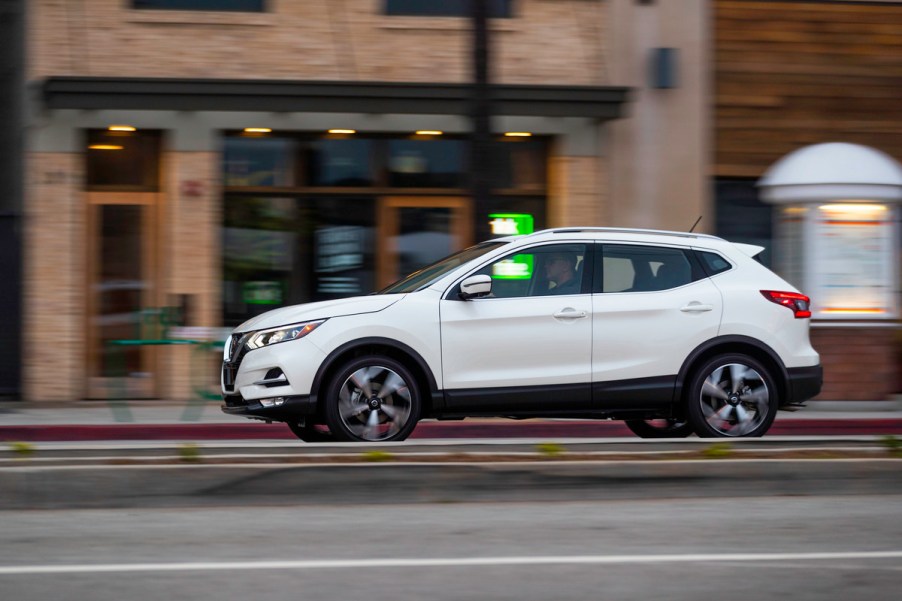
top-left (86, 192), bottom-right (159, 399)
top-left (377, 197), bottom-right (472, 289)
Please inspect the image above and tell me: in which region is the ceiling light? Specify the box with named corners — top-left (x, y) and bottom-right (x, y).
top-left (243, 127), bottom-right (272, 134)
top-left (89, 144), bottom-right (124, 150)
top-left (327, 129), bottom-right (356, 135)
top-left (818, 203), bottom-right (887, 213)
top-left (504, 132), bottom-right (533, 137)
top-left (415, 130), bottom-right (443, 136)
top-left (107, 125), bottom-right (136, 132)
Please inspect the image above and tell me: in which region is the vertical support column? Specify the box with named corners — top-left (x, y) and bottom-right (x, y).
top-left (605, 0), bottom-right (710, 230)
top-left (548, 152), bottom-right (607, 227)
top-left (24, 153), bottom-right (86, 401)
top-left (470, 0), bottom-right (494, 242)
top-left (0, 0), bottom-right (25, 397)
top-left (159, 150), bottom-right (220, 401)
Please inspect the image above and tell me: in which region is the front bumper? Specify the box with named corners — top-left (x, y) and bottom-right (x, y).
top-left (785, 364), bottom-right (823, 405)
top-left (221, 394), bottom-right (317, 421)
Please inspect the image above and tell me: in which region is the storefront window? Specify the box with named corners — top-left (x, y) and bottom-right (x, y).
top-left (223, 137), bottom-right (296, 187)
top-left (387, 139), bottom-right (466, 188)
top-left (222, 196), bottom-right (375, 326)
top-left (221, 132), bottom-right (547, 324)
top-left (86, 130), bottom-right (160, 190)
top-left (395, 207), bottom-right (456, 277)
top-left (385, 0), bottom-right (512, 18)
top-left (132, 0), bottom-right (265, 11)
top-left (96, 205), bottom-right (146, 376)
top-left (306, 138), bottom-right (374, 187)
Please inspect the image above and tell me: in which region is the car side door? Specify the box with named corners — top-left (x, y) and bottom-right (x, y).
top-left (439, 242), bottom-right (594, 413)
top-left (591, 243), bottom-right (723, 411)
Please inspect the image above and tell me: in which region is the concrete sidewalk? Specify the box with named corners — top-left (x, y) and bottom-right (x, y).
top-left (1, 398), bottom-right (901, 442)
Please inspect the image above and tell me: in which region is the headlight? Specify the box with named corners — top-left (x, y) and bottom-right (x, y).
top-left (246, 320), bottom-right (326, 350)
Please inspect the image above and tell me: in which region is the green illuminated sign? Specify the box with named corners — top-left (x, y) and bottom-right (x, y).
top-left (488, 213), bottom-right (535, 280)
top-left (488, 213), bottom-right (534, 236)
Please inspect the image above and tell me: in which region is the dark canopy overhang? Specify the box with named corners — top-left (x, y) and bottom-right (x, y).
top-left (41, 77), bottom-right (630, 120)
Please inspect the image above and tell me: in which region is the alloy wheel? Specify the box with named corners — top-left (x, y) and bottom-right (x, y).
top-left (698, 362), bottom-right (770, 436)
top-left (336, 364), bottom-right (414, 442)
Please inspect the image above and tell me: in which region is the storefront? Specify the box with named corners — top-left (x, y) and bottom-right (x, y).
top-left (221, 130), bottom-right (548, 326)
top-left (26, 77), bottom-right (628, 401)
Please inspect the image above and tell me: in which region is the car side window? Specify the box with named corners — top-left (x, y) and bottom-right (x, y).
top-left (596, 245), bottom-right (701, 293)
top-left (696, 251), bottom-right (733, 276)
top-left (473, 243), bottom-right (589, 298)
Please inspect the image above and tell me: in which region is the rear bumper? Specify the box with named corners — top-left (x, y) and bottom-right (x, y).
top-left (785, 365), bottom-right (823, 405)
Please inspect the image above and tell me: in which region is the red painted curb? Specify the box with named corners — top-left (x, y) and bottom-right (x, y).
top-left (1, 419), bottom-right (901, 442)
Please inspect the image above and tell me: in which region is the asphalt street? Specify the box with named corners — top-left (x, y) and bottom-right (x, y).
top-left (2, 495), bottom-right (900, 600)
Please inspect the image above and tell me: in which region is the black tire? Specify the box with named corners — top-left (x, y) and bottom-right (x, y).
top-left (286, 420), bottom-right (333, 443)
top-left (685, 353), bottom-right (778, 438)
top-left (323, 355), bottom-right (421, 442)
top-left (624, 419), bottom-right (694, 439)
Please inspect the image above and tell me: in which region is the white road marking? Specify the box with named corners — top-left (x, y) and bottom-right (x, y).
top-left (1, 551), bottom-right (901, 575)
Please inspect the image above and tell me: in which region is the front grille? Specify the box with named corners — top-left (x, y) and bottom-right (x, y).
top-left (222, 332), bottom-right (251, 393)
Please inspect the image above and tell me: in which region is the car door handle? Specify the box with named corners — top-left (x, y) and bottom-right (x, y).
top-left (553, 309), bottom-right (588, 320)
top-left (680, 303), bottom-right (714, 313)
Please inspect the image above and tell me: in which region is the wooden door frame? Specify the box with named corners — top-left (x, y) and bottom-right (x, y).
top-left (376, 196), bottom-right (473, 289)
top-left (85, 192), bottom-right (161, 398)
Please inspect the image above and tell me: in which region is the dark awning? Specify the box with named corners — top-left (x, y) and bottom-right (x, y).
top-left (41, 77), bottom-right (630, 120)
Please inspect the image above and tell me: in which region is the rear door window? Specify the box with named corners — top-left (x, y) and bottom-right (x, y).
top-left (595, 245), bottom-right (704, 293)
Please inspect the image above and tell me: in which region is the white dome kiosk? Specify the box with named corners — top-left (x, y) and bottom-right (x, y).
top-left (758, 142), bottom-right (902, 401)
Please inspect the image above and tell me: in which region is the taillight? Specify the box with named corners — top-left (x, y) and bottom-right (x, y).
top-left (761, 290), bottom-right (811, 319)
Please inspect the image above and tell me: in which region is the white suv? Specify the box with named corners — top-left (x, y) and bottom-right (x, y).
top-left (222, 227), bottom-right (822, 441)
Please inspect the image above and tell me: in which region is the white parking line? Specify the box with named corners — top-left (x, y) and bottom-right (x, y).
top-left (1, 551), bottom-right (901, 575)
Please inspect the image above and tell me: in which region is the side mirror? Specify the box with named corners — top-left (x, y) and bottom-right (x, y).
top-left (459, 274), bottom-right (492, 300)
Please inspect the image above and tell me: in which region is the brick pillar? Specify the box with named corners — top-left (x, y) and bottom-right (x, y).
top-left (810, 326), bottom-right (901, 401)
top-left (159, 151), bottom-right (221, 401)
top-left (23, 153), bottom-right (86, 401)
top-left (548, 155), bottom-right (607, 227)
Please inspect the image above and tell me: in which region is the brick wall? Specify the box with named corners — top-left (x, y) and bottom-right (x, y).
top-left (810, 326), bottom-right (901, 401)
top-left (29, 0), bottom-right (607, 85)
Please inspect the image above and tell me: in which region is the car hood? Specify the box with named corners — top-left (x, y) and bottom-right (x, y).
top-left (234, 295), bottom-right (404, 333)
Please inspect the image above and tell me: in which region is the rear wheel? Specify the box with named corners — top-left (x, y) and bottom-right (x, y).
top-left (686, 354), bottom-right (778, 438)
top-left (624, 419), bottom-right (694, 439)
top-left (324, 356), bottom-right (421, 442)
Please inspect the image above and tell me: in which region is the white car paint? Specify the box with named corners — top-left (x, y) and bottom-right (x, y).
top-left (222, 227), bottom-right (822, 441)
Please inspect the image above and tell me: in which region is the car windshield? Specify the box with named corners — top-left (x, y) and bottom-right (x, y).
top-left (377, 241), bottom-right (509, 294)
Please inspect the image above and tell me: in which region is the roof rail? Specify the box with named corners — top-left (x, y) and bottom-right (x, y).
top-left (533, 227), bottom-right (724, 241)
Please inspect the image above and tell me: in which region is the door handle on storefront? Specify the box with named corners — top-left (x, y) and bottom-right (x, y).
top-left (680, 303), bottom-right (713, 313)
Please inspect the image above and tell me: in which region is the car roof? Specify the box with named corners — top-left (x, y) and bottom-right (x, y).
top-left (512, 227), bottom-right (727, 248)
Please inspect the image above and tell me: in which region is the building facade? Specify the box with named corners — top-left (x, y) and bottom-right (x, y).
top-left (713, 0), bottom-right (902, 400)
top-left (14, 0), bottom-right (900, 404)
top-left (20, 0), bottom-right (710, 402)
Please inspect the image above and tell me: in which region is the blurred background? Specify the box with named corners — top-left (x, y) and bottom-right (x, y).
top-left (0, 0), bottom-right (899, 405)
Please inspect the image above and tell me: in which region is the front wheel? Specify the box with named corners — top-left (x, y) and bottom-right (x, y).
top-left (624, 419), bottom-right (694, 439)
top-left (323, 356), bottom-right (421, 442)
top-left (686, 354), bottom-right (778, 438)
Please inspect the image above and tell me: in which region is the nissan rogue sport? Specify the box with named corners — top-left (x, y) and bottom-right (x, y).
top-left (222, 227), bottom-right (822, 441)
